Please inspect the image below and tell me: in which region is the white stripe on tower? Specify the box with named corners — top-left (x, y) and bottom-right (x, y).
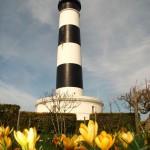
top-left (56, 0), bottom-right (83, 96)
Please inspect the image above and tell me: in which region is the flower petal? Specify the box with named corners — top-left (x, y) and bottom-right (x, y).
top-left (14, 131), bottom-right (27, 147)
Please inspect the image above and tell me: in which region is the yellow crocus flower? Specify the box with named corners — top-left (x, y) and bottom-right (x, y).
top-left (63, 134), bottom-right (78, 150)
top-left (0, 138), bottom-right (5, 150)
top-left (14, 130), bottom-right (27, 148)
top-left (0, 145), bottom-right (4, 150)
top-left (0, 126), bottom-right (12, 150)
top-left (119, 131), bottom-right (134, 148)
top-left (14, 127), bottom-right (40, 150)
top-left (23, 129), bottom-right (28, 138)
top-left (0, 126), bottom-right (13, 136)
top-left (4, 136), bottom-right (12, 149)
top-left (95, 131), bottom-right (116, 150)
top-left (79, 120), bottom-right (98, 147)
top-left (74, 145), bottom-right (88, 150)
top-left (0, 136), bottom-right (12, 150)
top-left (52, 134), bottom-right (61, 148)
top-left (63, 137), bottom-right (74, 150)
top-left (0, 126), bottom-right (4, 136)
top-left (27, 127), bottom-right (40, 150)
top-left (60, 134), bottom-right (66, 141)
top-left (4, 126), bottom-right (13, 136)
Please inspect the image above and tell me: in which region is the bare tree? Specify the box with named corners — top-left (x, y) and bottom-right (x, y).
top-left (40, 90), bottom-right (81, 135)
top-left (114, 100), bottom-right (121, 113)
top-left (118, 80), bottom-right (150, 134)
top-left (138, 80), bottom-right (150, 114)
top-left (118, 80), bottom-right (150, 114)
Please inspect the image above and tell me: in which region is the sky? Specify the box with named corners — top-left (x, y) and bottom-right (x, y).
top-left (0, 0), bottom-right (150, 120)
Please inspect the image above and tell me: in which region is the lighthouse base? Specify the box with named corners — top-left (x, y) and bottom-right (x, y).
top-left (35, 96), bottom-right (103, 120)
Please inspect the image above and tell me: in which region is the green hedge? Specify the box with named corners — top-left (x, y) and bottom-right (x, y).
top-left (0, 104), bottom-right (20, 129)
top-left (0, 104), bottom-right (76, 134)
top-left (0, 104), bottom-right (138, 134)
top-left (19, 112), bottom-right (76, 134)
top-left (19, 111), bottom-right (37, 130)
top-left (90, 113), bottom-right (136, 133)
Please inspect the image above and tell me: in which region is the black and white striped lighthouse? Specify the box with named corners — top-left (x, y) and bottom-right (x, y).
top-left (36, 0), bottom-right (104, 120)
top-left (56, 0), bottom-right (83, 96)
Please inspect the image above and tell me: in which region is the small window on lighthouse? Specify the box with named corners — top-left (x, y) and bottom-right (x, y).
top-left (92, 106), bottom-right (95, 113)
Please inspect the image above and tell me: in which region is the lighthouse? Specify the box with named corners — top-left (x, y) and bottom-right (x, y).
top-left (56, 0), bottom-right (83, 96)
top-left (35, 0), bottom-right (104, 120)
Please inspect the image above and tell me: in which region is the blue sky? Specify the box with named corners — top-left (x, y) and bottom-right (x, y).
top-left (0, 0), bottom-right (150, 120)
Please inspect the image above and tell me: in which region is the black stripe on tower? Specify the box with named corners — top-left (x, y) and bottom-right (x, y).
top-left (56, 63), bottom-right (83, 88)
top-left (58, 0), bottom-right (81, 12)
top-left (58, 25), bottom-right (81, 45)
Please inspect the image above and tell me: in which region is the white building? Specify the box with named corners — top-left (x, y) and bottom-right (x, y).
top-left (36, 95), bottom-right (103, 120)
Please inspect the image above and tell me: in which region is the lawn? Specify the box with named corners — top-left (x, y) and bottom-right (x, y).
top-left (36, 133), bottom-right (57, 150)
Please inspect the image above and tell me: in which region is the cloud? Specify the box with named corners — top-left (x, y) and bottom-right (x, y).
top-left (0, 0), bottom-right (58, 71)
top-left (0, 22), bottom-right (57, 73)
top-left (81, 0), bottom-right (150, 98)
top-left (0, 1), bottom-right (57, 108)
top-left (0, 80), bottom-right (36, 111)
top-left (84, 44), bottom-right (150, 96)
top-left (26, 0), bottom-right (58, 25)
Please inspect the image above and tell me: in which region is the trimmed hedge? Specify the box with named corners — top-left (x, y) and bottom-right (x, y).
top-left (18, 112), bottom-right (76, 134)
top-left (0, 104), bottom-right (76, 134)
top-left (19, 111), bottom-right (37, 130)
top-left (0, 104), bottom-right (139, 134)
top-left (0, 104), bottom-right (20, 129)
top-left (90, 113), bottom-right (136, 133)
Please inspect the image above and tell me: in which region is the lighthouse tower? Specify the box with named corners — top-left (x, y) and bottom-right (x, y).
top-left (56, 0), bottom-right (83, 96)
top-left (35, 0), bottom-right (104, 120)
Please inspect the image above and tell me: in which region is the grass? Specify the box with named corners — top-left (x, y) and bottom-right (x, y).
top-left (36, 133), bottom-right (57, 150)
